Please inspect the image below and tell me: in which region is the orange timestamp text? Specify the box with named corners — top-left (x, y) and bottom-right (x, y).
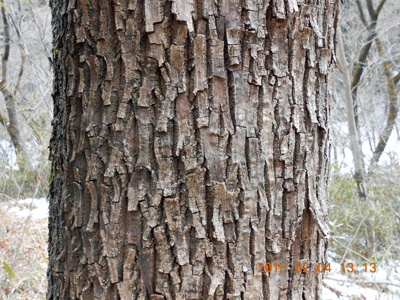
top-left (257, 262), bottom-right (377, 273)
top-left (341, 262), bottom-right (376, 273)
top-left (258, 262), bottom-right (331, 273)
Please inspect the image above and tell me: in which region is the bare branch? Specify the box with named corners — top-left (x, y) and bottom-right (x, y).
top-left (370, 37), bottom-right (399, 166)
top-left (337, 28), bottom-right (367, 200)
top-left (350, 0), bottom-right (389, 157)
top-left (13, 48), bottom-right (25, 96)
top-left (0, 5), bottom-right (10, 89)
top-left (9, 13), bottom-right (25, 96)
top-left (0, 3), bottom-right (25, 158)
top-left (376, 0), bottom-right (388, 15)
top-left (365, 0), bottom-right (376, 20)
top-left (2, 89), bottom-right (24, 155)
top-left (326, 277), bottom-right (400, 289)
top-left (0, 109), bottom-right (9, 127)
top-left (356, 0), bottom-right (368, 27)
top-left (351, 34), bottom-right (375, 91)
top-left (394, 72), bottom-right (400, 84)
top-left (350, 28), bottom-right (376, 137)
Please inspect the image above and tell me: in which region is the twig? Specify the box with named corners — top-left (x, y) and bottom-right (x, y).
top-left (8, 9), bottom-right (25, 96)
top-left (331, 236), bottom-right (400, 282)
top-left (394, 72), bottom-right (400, 84)
top-left (325, 277), bottom-right (400, 289)
top-left (322, 281), bottom-right (343, 298)
top-left (338, 213), bottom-right (369, 266)
top-left (332, 236), bottom-right (373, 262)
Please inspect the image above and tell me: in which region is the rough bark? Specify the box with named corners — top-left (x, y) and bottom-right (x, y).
top-left (48, 0), bottom-right (338, 299)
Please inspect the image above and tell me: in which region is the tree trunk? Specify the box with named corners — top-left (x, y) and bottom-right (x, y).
top-left (336, 28), bottom-right (366, 200)
top-left (48, 0), bottom-right (338, 299)
top-left (1, 5), bottom-right (25, 160)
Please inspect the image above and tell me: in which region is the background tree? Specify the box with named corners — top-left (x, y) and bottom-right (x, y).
top-left (332, 0), bottom-right (400, 181)
top-left (0, 0), bottom-right (52, 197)
top-left (0, 0), bottom-right (52, 152)
top-left (48, 0), bottom-right (338, 299)
top-left (0, 4), bottom-right (25, 159)
top-left (328, 0), bottom-right (400, 274)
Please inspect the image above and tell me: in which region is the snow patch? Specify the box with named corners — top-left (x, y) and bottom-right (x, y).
top-left (323, 259), bottom-right (400, 299)
top-left (7, 198), bottom-right (49, 220)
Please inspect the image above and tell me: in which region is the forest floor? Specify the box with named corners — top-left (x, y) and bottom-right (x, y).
top-left (0, 197), bottom-right (399, 300)
top-left (0, 197), bottom-right (48, 300)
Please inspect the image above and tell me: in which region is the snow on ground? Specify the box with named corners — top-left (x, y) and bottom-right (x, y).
top-left (3, 197), bottom-right (48, 220)
top-left (322, 257), bottom-right (400, 299)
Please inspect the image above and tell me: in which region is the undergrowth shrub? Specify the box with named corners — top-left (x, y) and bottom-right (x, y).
top-left (329, 163), bottom-right (400, 262)
top-left (0, 143), bottom-right (50, 199)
